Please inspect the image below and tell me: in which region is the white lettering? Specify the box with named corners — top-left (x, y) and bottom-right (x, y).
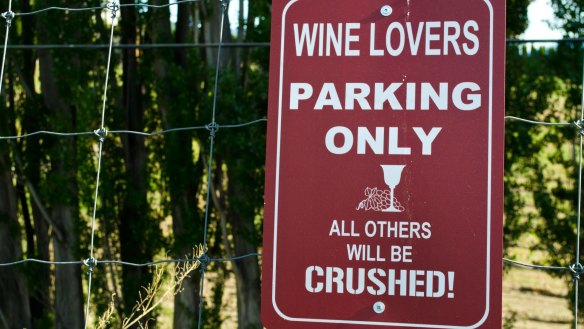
top-left (326, 127), bottom-right (442, 155)
top-left (345, 23), bottom-right (361, 56)
top-left (315, 83), bottom-right (342, 110)
top-left (305, 267), bottom-right (455, 298)
top-left (294, 23), bottom-right (318, 56)
top-left (425, 21), bottom-right (441, 55)
top-left (406, 22), bottom-right (424, 55)
top-left (388, 127), bottom-right (411, 155)
top-left (357, 127), bottom-right (384, 154)
top-left (412, 127), bottom-right (442, 155)
top-left (369, 23), bottom-right (384, 56)
top-left (289, 82), bottom-right (481, 111)
top-left (325, 127), bottom-right (353, 154)
top-left (409, 270), bottom-right (426, 297)
top-left (452, 82), bottom-right (481, 110)
top-left (326, 23), bottom-right (343, 56)
top-left (443, 21), bottom-right (462, 55)
top-left (463, 20), bottom-right (479, 55)
top-left (374, 83), bottom-right (402, 110)
top-left (346, 83), bottom-right (371, 110)
top-left (367, 269), bottom-right (387, 295)
top-left (386, 22), bottom-right (405, 56)
top-left (290, 83), bottom-right (313, 110)
top-left (326, 267), bottom-right (345, 293)
top-left (346, 268), bottom-right (366, 294)
top-left (427, 271), bottom-right (446, 298)
top-left (305, 266), bottom-right (324, 293)
top-left (329, 220), bottom-right (341, 236)
top-left (421, 83), bottom-right (448, 110)
top-left (389, 269), bottom-right (408, 296)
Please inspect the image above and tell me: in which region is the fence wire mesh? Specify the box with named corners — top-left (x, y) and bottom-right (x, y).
top-left (0, 1), bottom-right (265, 328)
top-left (0, 0), bottom-right (583, 328)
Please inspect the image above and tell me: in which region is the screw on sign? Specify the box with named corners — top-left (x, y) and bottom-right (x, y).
top-left (262, 0), bottom-right (505, 328)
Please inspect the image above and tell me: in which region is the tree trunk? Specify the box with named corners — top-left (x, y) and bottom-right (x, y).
top-left (20, 1), bottom-right (52, 322)
top-left (219, 161), bottom-right (262, 329)
top-left (119, 3), bottom-right (155, 326)
top-left (210, 168), bottom-right (263, 329)
top-left (234, 0), bottom-right (245, 80)
top-left (228, 192), bottom-right (262, 329)
top-left (201, 2), bottom-right (262, 327)
top-left (0, 109), bottom-right (31, 329)
top-left (38, 49), bottom-right (85, 329)
top-left (200, 1), bottom-right (232, 67)
top-left (26, 160), bottom-right (51, 325)
top-left (51, 177), bottom-right (83, 329)
top-left (174, 0), bottom-right (189, 68)
top-left (147, 3), bottom-right (204, 327)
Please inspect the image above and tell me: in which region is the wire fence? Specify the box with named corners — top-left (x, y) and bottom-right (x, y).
top-left (0, 1), bottom-right (264, 329)
top-left (505, 108), bottom-right (584, 327)
top-left (0, 0), bottom-right (583, 328)
top-left (0, 39), bottom-right (580, 51)
top-left (505, 109), bottom-right (584, 326)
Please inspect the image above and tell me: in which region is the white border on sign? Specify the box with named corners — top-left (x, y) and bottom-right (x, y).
top-left (271, 0), bottom-right (495, 327)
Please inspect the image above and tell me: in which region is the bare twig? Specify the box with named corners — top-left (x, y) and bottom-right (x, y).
top-left (98, 247), bottom-right (204, 329)
top-left (96, 294), bottom-right (116, 329)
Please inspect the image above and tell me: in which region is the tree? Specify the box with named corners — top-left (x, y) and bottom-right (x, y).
top-left (36, 3), bottom-right (92, 327)
top-left (551, 0), bottom-right (584, 36)
top-left (146, 1), bottom-right (206, 327)
top-left (507, 0), bottom-right (532, 37)
top-left (0, 73), bottom-right (31, 329)
top-left (211, 1), bottom-right (271, 327)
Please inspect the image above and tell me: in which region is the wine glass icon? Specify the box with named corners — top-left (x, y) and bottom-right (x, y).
top-left (380, 165), bottom-right (406, 212)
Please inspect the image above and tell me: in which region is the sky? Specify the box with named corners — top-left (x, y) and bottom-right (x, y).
top-left (228, 0), bottom-right (248, 33)
top-left (522, 0), bottom-right (563, 39)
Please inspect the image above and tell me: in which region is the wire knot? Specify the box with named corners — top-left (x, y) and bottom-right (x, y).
top-left (206, 122), bottom-right (219, 138)
top-left (198, 254), bottom-right (210, 273)
top-left (571, 263), bottom-right (584, 281)
top-left (94, 127), bottom-right (108, 142)
top-left (107, 1), bottom-right (120, 18)
top-left (220, 0), bottom-right (229, 11)
top-left (1, 11), bottom-right (14, 27)
top-left (84, 257), bottom-right (98, 274)
top-left (573, 120), bottom-right (584, 136)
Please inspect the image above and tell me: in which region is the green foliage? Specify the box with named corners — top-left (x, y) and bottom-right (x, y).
top-left (507, 0), bottom-right (533, 37)
top-left (551, 0), bottom-right (584, 36)
top-left (504, 46), bottom-right (571, 249)
top-left (201, 265), bottom-right (226, 329)
top-left (504, 0), bottom-right (584, 321)
top-left (503, 309), bottom-right (518, 329)
top-left (504, 30), bottom-right (584, 326)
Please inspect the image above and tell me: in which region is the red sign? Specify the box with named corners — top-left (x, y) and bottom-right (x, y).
top-left (262, 0), bottom-right (504, 328)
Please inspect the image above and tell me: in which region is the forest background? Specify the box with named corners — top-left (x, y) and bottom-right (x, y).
top-left (1, 0), bottom-right (584, 328)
